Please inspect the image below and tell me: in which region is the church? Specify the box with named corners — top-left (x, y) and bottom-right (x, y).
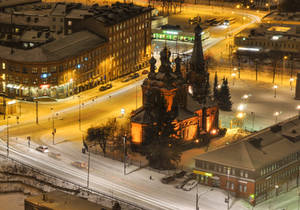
top-left (130, 24), bottom-right (219, 144)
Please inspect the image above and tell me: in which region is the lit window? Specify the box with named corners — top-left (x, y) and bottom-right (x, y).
top-left (68, 21), bottom-right (72, 26)
top-left (2, 62), bottom-right (6, 70)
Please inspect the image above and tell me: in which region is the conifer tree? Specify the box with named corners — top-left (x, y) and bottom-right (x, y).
top-left (213, 73), bottom-right (219, 102)
top-left (218, 78), bottom-right (232, 111)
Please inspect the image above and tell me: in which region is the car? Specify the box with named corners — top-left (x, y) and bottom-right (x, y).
top-left (182, 179), bottom-right (198, 191)
top-left (130, 73), bottom-right (139, 79)
top-left (99, 85), bottom-right (107, 91)
top-left (105, 83), bottom-right (112, 89)
top-left (36, 145), bottom-right (49, 153)
top-left (188, 16), bottom-right (201, 25)
top-left (161, 175), bottom-right (175, 184)
top-left (122, 77), bottom-right (131, 83)
top-left (72, 161), bottom-right (88, 169)
top-left (142, 70), bottom-right (149, 75)
top-left (175, 170), bottom-right (186, 178)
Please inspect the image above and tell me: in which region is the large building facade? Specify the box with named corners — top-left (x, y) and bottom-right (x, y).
top-left (130, 24), bottom-right (219, 144)
top-left (0, 1), bottom-right (152, 98)
top-left (194, 116), bottom-right (300, 205)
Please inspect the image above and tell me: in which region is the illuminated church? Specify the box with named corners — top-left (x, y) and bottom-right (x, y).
top-left (130, 24), bottom-right (219, 144)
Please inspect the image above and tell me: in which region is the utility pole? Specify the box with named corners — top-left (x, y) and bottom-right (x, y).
top-left (87, 149), bottom-right (91, 188)
top-left (51, 107), bottom-right (55, 145)
top-left (35, 101), bottom-right (38, 124)
top-left (123, 135), bottom-right (127, 175)
top-left (6, 116), bottom-right (10, 157)
top-left (78, 96), bottom-right (81, 131)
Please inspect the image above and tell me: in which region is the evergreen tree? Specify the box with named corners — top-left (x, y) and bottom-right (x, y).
top-left (213, 73), bottom-right (219, 102)
top-left (218, 78), bottom-right (232, 111)
top-left (142, 92), bottom-right (183, 170)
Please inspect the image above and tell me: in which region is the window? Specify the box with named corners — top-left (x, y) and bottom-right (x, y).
top-left (32, 67), bottom-right (38, 74)
top-left (239, 184), bottom-right (242, 192)
top-left (231, 183), bottom-right (234, 190)
top-left (2, 62), bottom-right (6, 70)
top-left (243, 185), bottom-right (247, 192)
top-left (42, 67), bottom-right (47, 73)
top-left (245, 172), bottom-right (248, 178)
top-left (240, 170), bottom-right (244, 177)
top-left (68, 21), bottom-right (72, 26)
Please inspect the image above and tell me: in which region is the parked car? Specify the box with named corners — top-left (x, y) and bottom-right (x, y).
top-left (182, 179), bottom-right (198, 191)
top-left (36, 145), bottom-right (49, 153)
top-left (99, 85), bottom-right (107, 91)
top-left (122, 77), bottom-right (131, 83)
top-left (99, 83), bottom-right (112, 91)
top-left (142, 70), bottom-right (149, 75)
top-left (175, 170), bottom-right (186, 178)
top-left (130, 73), bottom-right (139, 79)
top-left (105, 83), bottom-right (112, 89)
top-left (72, 161), bottom-right (88, 169)
top-left (161, 175), bottom-right (175, 184)
top-left (188, 16), bottom-right (201, 25)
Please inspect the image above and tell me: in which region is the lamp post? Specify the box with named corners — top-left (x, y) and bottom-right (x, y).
top-left (35, 101), bottom-right (38, 124)
top-left (78, 95), bottom-right (81, 131)
top-left (297, 105), bottom-right (300, 119)
top-left (51, 107), bottom-right (55, 145)
top-left (290, 78), bottom-right (295, 91)
top-left (274, 111), bottom-right (280, 124)
top-left (123, 134), bottom-right (127, 175)
top-left (231, 73), bottom-right (236, 86)
top-left (273, 84), bottom-right (278, 98)
top-left (282, 56), bottom-right (288, 85)
top-left (6, 116), bottom-right (10, 157)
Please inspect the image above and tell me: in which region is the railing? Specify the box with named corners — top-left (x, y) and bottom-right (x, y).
top-left (0, 152), bottom-right (145, 210)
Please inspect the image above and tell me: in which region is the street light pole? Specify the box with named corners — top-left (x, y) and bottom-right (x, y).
top-left (78, 96), bottom-right (81, 131)
top-left (273, 85), bottom-right (278, 98)
top-left (51, 107), bottom-right (55, 145)
top-left (123, 135), bottom-right (127, 175)
top-left (35, 101), bottom-right (38, 124)
top-left (6, 116), bottom-right (10, 157)
top-left (87, 149), bottom-right (91, 188)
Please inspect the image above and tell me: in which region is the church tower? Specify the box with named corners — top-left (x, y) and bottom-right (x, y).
top-left (187, 24), bottom-right (209, 104)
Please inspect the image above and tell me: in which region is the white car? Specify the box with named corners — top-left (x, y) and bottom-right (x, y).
top-left (36, 145), bottom-right (49, 153)
top-left (182, 179), bottom-right (198, 191)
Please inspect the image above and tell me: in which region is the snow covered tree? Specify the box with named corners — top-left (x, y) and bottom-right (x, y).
top-left (218, 78), bottom-right (232, 111)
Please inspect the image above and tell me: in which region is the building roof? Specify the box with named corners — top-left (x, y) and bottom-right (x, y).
top-left (0, 0), bottom-right (41, 8)
top-left (25, 190), bottom-right (110, 210)
top-left (195, 116), bottom-right (300, 171)
top-left (0, 30), bottom-right (106, 62)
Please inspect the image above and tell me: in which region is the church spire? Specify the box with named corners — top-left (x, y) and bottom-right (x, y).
top-left (190, 24), bottom-right (205, 73)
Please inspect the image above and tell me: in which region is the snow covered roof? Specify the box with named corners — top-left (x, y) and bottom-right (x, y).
top-left (195, 116), bottom-right (300, 172)
top-left (0, 30), bottom-right (106, 62)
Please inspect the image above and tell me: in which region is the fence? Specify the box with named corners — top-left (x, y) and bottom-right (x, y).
top-left (0, 152), bottom-right (145, 210)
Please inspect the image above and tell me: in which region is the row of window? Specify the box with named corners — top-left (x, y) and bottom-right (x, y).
top-left (195, 160), bottom-right (249, 178)
top-left (238, 39), bottom-right (300, 50)
top-left (256, 164), bottom-right (299, 195)
top-left (260, 152), bottom-right (298, 176)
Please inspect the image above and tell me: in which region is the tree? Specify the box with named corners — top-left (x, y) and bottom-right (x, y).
top-left (141, 92), bottom-right (183, 170)
top-left (86, 118), bottom-right (117, 155)
top-left (280, 0), bottom-right (300, 12)
top-left (213, 73), bottom-right (219, 102)
top-left (218, 78), bottom-right (232, 111)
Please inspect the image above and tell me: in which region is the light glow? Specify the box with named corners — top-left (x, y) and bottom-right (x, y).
top-left (238, 47), bottom-right (260, 52)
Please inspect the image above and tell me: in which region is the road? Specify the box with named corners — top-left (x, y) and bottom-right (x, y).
top-left (1, 3), bottom-right (291, 210)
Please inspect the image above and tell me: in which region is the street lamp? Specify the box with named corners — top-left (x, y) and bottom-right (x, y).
top-left (78, 95), bottom-right (81, 130)
top-left (241, 94), bottom-right (249, 101)
top-left (297, 105), bottom-right (300, 119)
top-left (273, 84), bottom-right (278, 98)
top-left (237, 103), bottom-right (245, 111)
top-left (6, 116), bottom-right (10, 157)
top-left (123, 134), bottom-right (127, 175)
top-left (231, 73), bottom-right (236, 86)
top-left (51, 107), bottom-right (55, 145)
top-left (290, 78), bottom-right (294, 91)
top-left (274, 111), bottom-right (280, 124)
